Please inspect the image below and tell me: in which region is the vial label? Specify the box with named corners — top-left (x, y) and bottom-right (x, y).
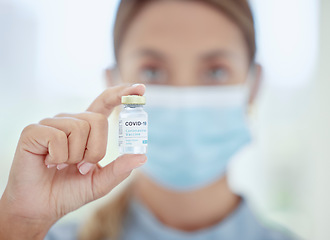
top-left (119, 117), bottom-right (148, 153)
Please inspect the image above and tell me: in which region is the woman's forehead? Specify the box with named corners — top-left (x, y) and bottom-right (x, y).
top-left (120, 0), bottom-right (248, 62)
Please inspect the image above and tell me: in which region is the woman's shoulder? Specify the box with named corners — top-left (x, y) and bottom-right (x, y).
top-left (235, 199), bottom-right (299, 240)
top-left (121, 196), bottom-right (298, 240)
top-left (43, 198), bottom-right (298, 240)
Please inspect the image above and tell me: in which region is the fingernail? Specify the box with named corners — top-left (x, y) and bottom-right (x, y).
top-left (47, 164), bottom-right (56, 169)
top-left (57, 163), bottom-right (69, 170)
top-left (140, 156), bottom-right (147, 164)
top-left (134, 156), bottom-right (147, 169)
top-left (77, 160), bottom-right (85, 169)
top-left (79, 162), bottom-right (94, 175)
top-left (132, 83), bottom-right (145, 88)
top-left (134, 163), bottom-right (147, 169)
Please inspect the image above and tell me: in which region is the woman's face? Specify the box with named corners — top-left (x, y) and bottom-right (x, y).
top-left (117, 0), bottom-right (251, 87)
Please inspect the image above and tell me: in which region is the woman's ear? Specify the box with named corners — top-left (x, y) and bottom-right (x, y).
top-left (248, 63), bottom-right (263, 105)
top-left (105, 67), bottom-right (121, 87)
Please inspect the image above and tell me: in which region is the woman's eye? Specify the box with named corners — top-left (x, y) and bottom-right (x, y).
top-left (140, 67), bottom-right (166, 84)
top-left (204, 67), bottom-right (228, 84)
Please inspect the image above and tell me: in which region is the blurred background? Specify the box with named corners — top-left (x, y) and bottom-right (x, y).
top-left (0, 0), bottom-right (329, 239)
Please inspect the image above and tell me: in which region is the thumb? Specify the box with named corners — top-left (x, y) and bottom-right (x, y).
top-left (91, 154), bottom-right (147, 199)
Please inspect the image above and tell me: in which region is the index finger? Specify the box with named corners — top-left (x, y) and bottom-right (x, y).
top-left (87, 84), bottom-right (146, 117)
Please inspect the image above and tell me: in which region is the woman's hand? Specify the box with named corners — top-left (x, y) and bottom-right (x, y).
top-left (0, 84), bottom-right (147, 240)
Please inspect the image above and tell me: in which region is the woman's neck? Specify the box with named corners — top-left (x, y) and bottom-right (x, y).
top-left (134, 173), bottom-right (241, 232)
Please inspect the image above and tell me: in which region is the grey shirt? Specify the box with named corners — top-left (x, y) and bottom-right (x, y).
top-left (45, 198), bottom-right (297, 240)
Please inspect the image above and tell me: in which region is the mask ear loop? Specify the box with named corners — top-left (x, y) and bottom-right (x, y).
top-left (245, 64), bottom-right (259, 114)
top-left (245, 64), bottom-right (260, 137)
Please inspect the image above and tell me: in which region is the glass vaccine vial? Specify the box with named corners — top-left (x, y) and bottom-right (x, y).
top-left (119, 95), bottom-right (148, 154)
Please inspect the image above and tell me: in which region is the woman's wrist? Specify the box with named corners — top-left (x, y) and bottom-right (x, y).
top-left (0, 194), bottom-right (53, 240)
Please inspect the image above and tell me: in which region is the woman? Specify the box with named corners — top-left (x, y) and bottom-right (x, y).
top-left (0, 0), bottom-right (296, 239)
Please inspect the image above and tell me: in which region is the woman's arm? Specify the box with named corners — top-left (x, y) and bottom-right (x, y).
top-left (0, 194), bottom-right (53, 240)
top-left (0, 84), bottom-right (147, 239)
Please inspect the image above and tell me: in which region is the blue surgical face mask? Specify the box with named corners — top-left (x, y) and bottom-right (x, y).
top-left (141, 85), bottom-right (251, 191)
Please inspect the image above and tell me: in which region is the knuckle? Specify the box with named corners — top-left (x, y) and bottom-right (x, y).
top-left (69, 119), bottom-right (81, 132)
top-left (70, 119), bottom-right (90, 139)
top-left (39, 117), bottom-right (52, 125)
top-left (88, 148), bottom-right (106, 161)
top-left (54, 112), bottom-right (69, 118)
top-left (112, 158), bottom-right (131, 179)
top-left (92, 113), bottom-right (108, 127)
top-left (77, 120), bottom-right (90, 133)
top-left (121, 171), bottom-right (131, 180)
top-left (111, 160), bottom-right (119, 178)
top-left (52, 129), bottom-right (67, 143)
top-left (116, 92), bottom-right (122, 105)
top-left (21, 123), bottom-right (38, 136)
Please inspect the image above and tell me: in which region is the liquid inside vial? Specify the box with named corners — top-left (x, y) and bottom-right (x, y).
top-left (119, 96), bottom-right (148, 154)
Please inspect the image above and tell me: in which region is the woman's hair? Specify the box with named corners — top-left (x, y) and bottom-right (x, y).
top-left (79, 1), bottom-right (256, 239)
top-left (114, 0), bottom-right (256, 62)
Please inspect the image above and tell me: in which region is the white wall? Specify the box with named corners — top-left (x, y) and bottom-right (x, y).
top-left (309, 0), bottom-right (330, 239)
top-left (0, 0), bottom-right (121, 227)
top-left (0, 0), bottom-right (322, 238)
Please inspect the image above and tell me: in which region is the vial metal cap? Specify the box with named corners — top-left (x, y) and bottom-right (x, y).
top-left (121, 95), bottom-right (146, 105)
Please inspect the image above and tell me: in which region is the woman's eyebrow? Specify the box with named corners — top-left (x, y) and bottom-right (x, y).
top-left (200, 49), bottom-right (237, 61)
top-left (133, 48), bottom-right (237, 62)
top-left (134, 49), bottom-right (166, 61)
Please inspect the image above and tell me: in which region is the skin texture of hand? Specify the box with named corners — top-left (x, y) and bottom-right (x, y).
top-left (0, 84), bottom-right (147, 240)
